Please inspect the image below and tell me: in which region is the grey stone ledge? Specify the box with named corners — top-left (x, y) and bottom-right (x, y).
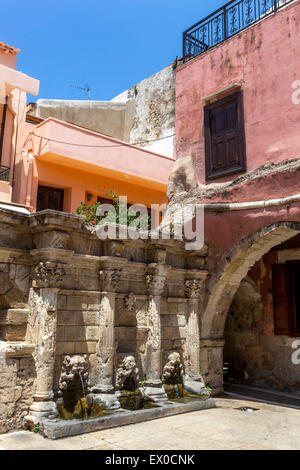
top-left (41, 398), bottom-right (216, 440)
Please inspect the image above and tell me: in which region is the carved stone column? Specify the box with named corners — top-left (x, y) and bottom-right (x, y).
top-left (143, 263), bottom-right (168, 404)
top-left (184, 277), bottom-right (210, 398)
top-left (25, 261), bottom-right (67, 426)
top-left (90, 269), bottom-right (121, 409)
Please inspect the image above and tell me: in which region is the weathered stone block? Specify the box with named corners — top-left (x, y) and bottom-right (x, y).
top-left (177, 315), bottom-right (187, 327)
top-left (0, 387), bottom-right (15, 403)
top-left (67, 296), bottom-right (88, 311)
top-left (82, 311), bottom-right (98, 325)
top-left (56, 326), bottom-right (65, 341)
top-left (87, 299), bottom-right (101, 311)
top-left (58, 311), bottom-right (81, 326)
top-left (64, 326), bottom-right (85, 341)
top-left (161, 315), bottom-right (181, 327)
top-left (0, 362), bottom-right (18, 388)
top-left (57, 295), bottom-right (67, 310)
top-left (74, 342), bottom-right (97, 354)
top-left (56, 342), bottom-right (75, 355)
top-left (177, 303), bottom-right (187, 316)
top-left (0, 272), bottom-right (13, 295)
top-left (85, 326), bottom-right (99, 341)
top-left (2, 309), bottom-right (29, 325)
top-left (162, 326), bottom-right (186, 340)
top-left (0, 325), bottom-right (27, 341)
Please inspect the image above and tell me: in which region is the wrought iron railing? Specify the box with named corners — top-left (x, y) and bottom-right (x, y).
top-left (0, 165), bottom-right (10, 182)
top-left (183, 0), bottom-right (295, 62)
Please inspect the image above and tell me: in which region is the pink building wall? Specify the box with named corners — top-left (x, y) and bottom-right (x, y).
top-left (175, 1), bottom-right (300, 187)
top-left (0, 43), bottom-right (39, 208)
top-left (18, 118), bottom-right (172, 213)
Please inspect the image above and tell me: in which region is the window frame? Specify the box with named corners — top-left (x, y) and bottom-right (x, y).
top-left (204, 91), bottom-right (246, 181)
top-left (37, 185), bottom-right (64, 212)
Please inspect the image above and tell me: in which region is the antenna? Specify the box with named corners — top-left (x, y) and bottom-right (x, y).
top-left (70, 84), bottom-right (92, 100)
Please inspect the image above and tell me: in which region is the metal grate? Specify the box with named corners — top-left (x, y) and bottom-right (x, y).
top-left (183, 0), bottom-right (296, 63)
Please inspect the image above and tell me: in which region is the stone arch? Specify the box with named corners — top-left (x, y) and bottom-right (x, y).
top-left (201, 222), bottom-right (300, 341)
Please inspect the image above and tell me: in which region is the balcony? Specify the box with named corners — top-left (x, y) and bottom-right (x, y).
top-left (183, 0), bottom-right (295, 63)
top-left (32, 118), bottom-right (174, 192)
top-left (0, 165), bottom-right (10, 182)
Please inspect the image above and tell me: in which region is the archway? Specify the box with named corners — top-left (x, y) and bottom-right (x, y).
top-left (201, 222), bottom-right (300, 393)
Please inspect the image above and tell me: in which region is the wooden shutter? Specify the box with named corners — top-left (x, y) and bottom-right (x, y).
top-left (210, 106), bottom-right (226, 172)
top-left (272, 264), bottom-right (291, 336)
top-left (37, 186), bottom-right (64, 212)
top-left (288, 262), bottom-right (300, 337)
top-left (204, 92), bottom-right (246, 180)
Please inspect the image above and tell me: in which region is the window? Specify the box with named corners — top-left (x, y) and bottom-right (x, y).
top-left (97, 196), bottom-right (114, 206)
top-left (204, 92), bottom-right (246, 180)
top-left (97, 196), bottom-right (152, 218)
top-left (37, 185), bottom-right (64, 212)
top-left (272, 262), bottom-right (300, 337)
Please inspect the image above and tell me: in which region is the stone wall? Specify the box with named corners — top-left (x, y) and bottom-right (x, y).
top-left (30, 100), bottom-right (128, 142)
top-left (0, 208), bottom-right (207, 432)
top-left (0, 208), bottom-right (299, 433)
top-left (29, 64), bottom-right (176, 158)
top-left (121, 64), bottom-right (176, 157)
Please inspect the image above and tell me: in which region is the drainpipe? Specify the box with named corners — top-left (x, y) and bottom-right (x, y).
top-left (0, 97), bottom-right (8, 165)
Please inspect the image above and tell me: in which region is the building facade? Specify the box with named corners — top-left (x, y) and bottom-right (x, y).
top-left (0, 47), bottom-right (174, 216)
top-left (169, 0), bottom-right (300, 394)
top-left (0, 43), bottom-right (39, 210)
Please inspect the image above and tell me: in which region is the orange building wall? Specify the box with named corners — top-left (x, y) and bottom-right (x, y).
top-left (32, 159), bottom-right (167, 214)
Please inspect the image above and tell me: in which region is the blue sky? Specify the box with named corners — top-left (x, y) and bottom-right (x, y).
top-left (2, 0), bottom-right (225, 102)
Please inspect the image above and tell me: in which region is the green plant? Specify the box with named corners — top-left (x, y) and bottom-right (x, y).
top-left (75, 201), bottom-right (102, 224)
top-left (140, 375), bottom-right (147, 390)
top-left (172, 57), bottom-right (178, 70)
top-left (32, 424), bottom-right (39, 434)
top-left (75, 190), bottom-right (151, 230)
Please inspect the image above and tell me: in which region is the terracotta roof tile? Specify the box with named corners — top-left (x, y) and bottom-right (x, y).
top-left (0, 42), bottom-right (20, 54)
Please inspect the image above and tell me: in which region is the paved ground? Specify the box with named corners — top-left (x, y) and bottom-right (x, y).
top-left (0, 397), bottom-right (299, 450)
top-left (224, 383), bottom-right (300, 409)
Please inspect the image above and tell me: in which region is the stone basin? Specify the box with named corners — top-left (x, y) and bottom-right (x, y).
top-left (40, 398), bottom-right (216, 440)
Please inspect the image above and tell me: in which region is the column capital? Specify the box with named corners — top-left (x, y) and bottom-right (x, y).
top-left (32, 261), bottom-right (67, 288)
top-left (99, 269), bottom-right (122, 292)
top-left (145, 264), bottom-right (167, 296)
top-left (185, 278), bottom-right (205, 299)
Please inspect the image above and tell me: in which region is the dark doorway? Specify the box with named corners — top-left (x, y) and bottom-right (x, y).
top-left (37, 185), bottom-right (64, 212)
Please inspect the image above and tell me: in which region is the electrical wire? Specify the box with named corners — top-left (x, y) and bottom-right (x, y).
top-left (30, 131), bottom-right (175, 149)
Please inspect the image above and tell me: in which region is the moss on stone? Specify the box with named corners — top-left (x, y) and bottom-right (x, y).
top-left (58, 397), bottom-right (107, 421)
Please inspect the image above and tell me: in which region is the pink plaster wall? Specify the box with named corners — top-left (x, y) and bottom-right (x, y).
top-left (175, 1), bottom-right (300, 186)
top-left (32, 118), bottom-right (174, 188)
top-left (204, 203), bottom-right (300, 252)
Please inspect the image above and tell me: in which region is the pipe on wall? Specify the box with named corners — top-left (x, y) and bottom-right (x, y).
top-left (0, 97), bottom-right (8, 165)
